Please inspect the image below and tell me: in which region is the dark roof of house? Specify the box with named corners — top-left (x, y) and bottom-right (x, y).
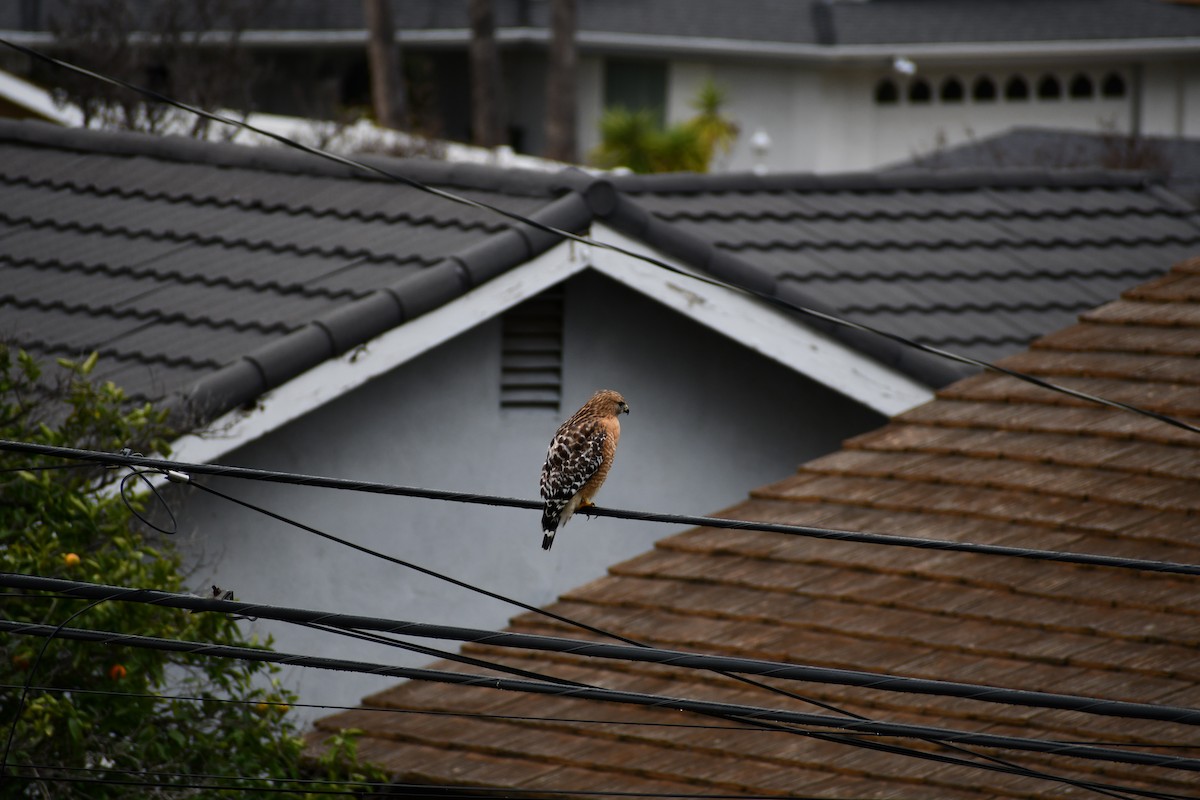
top-left (1, 117), bottom-right (1198, 426)
top-left (607, 169), bottom-right (1200, 364)
top-left (890, 126), bottom-right (1200, 208)
top-left (5, 0), bottom-right (1198, 49)
top-left (309, 256), bottom-right (1200, 799)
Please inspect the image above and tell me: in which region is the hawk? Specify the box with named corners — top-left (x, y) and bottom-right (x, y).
top-left (539, 389), bottom-right (629, 550)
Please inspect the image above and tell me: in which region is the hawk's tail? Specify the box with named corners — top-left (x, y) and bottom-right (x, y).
top-left (541, 506), bottom-right (560, 550)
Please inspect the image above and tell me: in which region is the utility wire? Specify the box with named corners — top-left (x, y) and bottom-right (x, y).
top-left (2, 40), bottom-right (1194, 800)
top-left (2, 438), bottom-right (1199, 578)
top-left (1, 594), bottom-right (114, 782)
top-left (4, 454), bottom-right (1186, 796)
top-left (186, 477), bottom-right (1111, 796)
top-left (3, 616), bottom-right (1199, 778)
top-left (4, 681), bottom-right (1194, 761)
top-left (0, 37), bottom-right (1197, 439)
top-left (6, 573), bottom-right (1200, 730)
top-left (2, 464), bottom-right (1192, 793)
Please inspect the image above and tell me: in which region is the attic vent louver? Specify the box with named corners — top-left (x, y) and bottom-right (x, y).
top-left (500, 287), bottom-right (564, 410)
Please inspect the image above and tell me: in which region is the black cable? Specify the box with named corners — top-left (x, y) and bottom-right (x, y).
top-left (0, 688), bottom-right (1183, 800)
top-left (0, 595), bottom-right (113, 781)
top-left (6, 455), bottom-right (1184, 797)
top-left (118, 467), bottom-right (178, 534)
top-left (1, 38), bottom-right (1192, 799)
top-left (0, 37), bottom-right (1197, 439)
top-left (3, 617), bottom-right (1199, 777)
top-left (0, 681), bottom-right (795, 732)
top-left (7, 681), bottom-right (1195, 752)
top-left (4, 575), bottom-right (1200, 729)
top-left (2, 438), bottom-right (1198, 578)
top-left (2, 762), bottom-right (881, 800)
top-left (300, 620), bottom-right (590, 688)
top-left (181, 479), bottom-right (897, 722)
top-left (7, 459), bottom-right (1111, 794)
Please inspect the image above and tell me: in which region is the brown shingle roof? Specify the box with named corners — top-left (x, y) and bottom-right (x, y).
top-left (311, 258), bottom-right (1200, 798)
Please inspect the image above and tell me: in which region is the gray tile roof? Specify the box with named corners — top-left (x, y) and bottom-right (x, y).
top-left (6, 0), bottom-right (1197, 48)
top-left (603, 170), bottom-right (1200, 364)
top-left (308, 259), bottom-right (1200, 799)
top-left (890, 126), bottom-right (1200, 208)
top-left (2, 118), bottom-right (1199, 429)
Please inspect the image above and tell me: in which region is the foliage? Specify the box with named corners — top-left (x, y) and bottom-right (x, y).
top-left (43, 0), bottom-right (265, 137)
top-left (0, 346), bottom-right (388, 798)
top-left (589, 79), bottom-right (739, 174)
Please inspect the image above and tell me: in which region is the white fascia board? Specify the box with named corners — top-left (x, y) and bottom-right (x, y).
top-left (586, 224), bottom-right (934, 418)
top-left (168, 240), bottom-right (591, 466)
top-left (0, 69), bottom-right (82, 126)
top-left (169, 225), bottom-right (931, 466)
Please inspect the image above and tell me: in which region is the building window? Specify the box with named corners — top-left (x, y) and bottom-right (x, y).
top-left (876, 70), bottom-right (1120, 108)
top-left (908, 78), bottom-right (932, 104)
top-left (972, 76), bottom-right (997, 102)
top-left (1069, 74), bottom-right (1094, 99)
top-left (875, 78), bottom-right (899, 104)
top-left (1102, 72), bottom-right (1127, 98)
top-left (1005, 75), bottom-right (1029, 101)
top-left (500, 287), bottom-right (564, 410)
top-left (940, 77), bottom-right (964, 103)
top-left (604, 58), bottom-right (667, 128)
top-left (1037, 75), bottom-right (1062, 100)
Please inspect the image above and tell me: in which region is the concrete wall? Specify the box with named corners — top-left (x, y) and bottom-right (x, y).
top-left (174, 271), bottom-right (884, 725)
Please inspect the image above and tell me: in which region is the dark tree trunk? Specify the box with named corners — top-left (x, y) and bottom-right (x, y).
top-left (544, 0), bottom-right (577, 161)
top-left (364, 0), bottom-right (408, 129)
top-left (468, 0), bottom-right (505, 148)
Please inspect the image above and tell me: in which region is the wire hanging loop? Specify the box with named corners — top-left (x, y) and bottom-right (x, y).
top-left (116, 446), bottom-right (180, 535)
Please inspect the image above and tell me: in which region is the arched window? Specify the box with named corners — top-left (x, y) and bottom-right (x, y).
top-left (1037, 74), bottom-right (1061, 100)
top-left (972, 76), bottom-right (997, 102)
top-left (875, 78), bottom-right (899, 104)
top-left (1005, 75), bottom-right (1029, 101)
top-left (908, 78), bottom-right (932, 104)
top-left (1102, 72), bottom-right (1127, 98)
top-left (1069, 74), bottom-right (1094, 99)
top-left (940, 77), bottom-right (964, 103)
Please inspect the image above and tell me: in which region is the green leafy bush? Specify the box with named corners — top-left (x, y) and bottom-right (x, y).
top-left (0, 346), bottom-right (387, 798)
top-left (589, 79), bottom-right (739, 174)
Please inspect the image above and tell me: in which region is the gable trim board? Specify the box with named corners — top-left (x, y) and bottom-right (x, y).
top-left (170, 226), bottom-right (932, 467)
top-left (3, 119), bottom-right (1197, 469)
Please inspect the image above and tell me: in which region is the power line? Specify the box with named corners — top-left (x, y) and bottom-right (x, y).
top-left (0, 681), bottom-right (827, 733)
top-left (6, 572), bottom-right (1200, 730)
top-left (0, 762), bottom-right (934, 800)
top-left (5, 456), bottom-right (1189, 797)
top-left (0, 37), bottom-right (1197, 439)
top-left (3, 438), bottom-right (1199, 578)
top-left (3, 616), bottom-right (1198, 778)
top-left (131, 482), bottom-right (1186, 800)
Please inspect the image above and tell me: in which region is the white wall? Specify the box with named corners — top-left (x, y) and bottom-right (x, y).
top-left (862, 66), bottom-right (1135, 170)
top-left (578, 52), bottom-right (1198, 173)
top-left (174, 271), bottom-right (884, 726)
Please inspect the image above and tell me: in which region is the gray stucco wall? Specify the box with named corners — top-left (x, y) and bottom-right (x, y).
top-left (174, 270), bottom-right (884, 725)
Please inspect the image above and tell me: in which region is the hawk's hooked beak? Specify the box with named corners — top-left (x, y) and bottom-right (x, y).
top-left (621, 403), bottom-right (630, 414)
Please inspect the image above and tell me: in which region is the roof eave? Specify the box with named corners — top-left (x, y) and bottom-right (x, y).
top-left (7, 28), bottom-right (1196, 61)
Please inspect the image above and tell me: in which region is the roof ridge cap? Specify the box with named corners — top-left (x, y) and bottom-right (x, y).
top-left (606, 166), bottom-right (1158, 194)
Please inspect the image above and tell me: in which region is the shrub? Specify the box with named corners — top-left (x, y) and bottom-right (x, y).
top-left (0, 346), bottom-right (386, 798)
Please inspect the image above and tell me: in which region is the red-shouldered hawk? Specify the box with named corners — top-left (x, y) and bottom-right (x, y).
top-left (539, 389), bottom-right (629, 550)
